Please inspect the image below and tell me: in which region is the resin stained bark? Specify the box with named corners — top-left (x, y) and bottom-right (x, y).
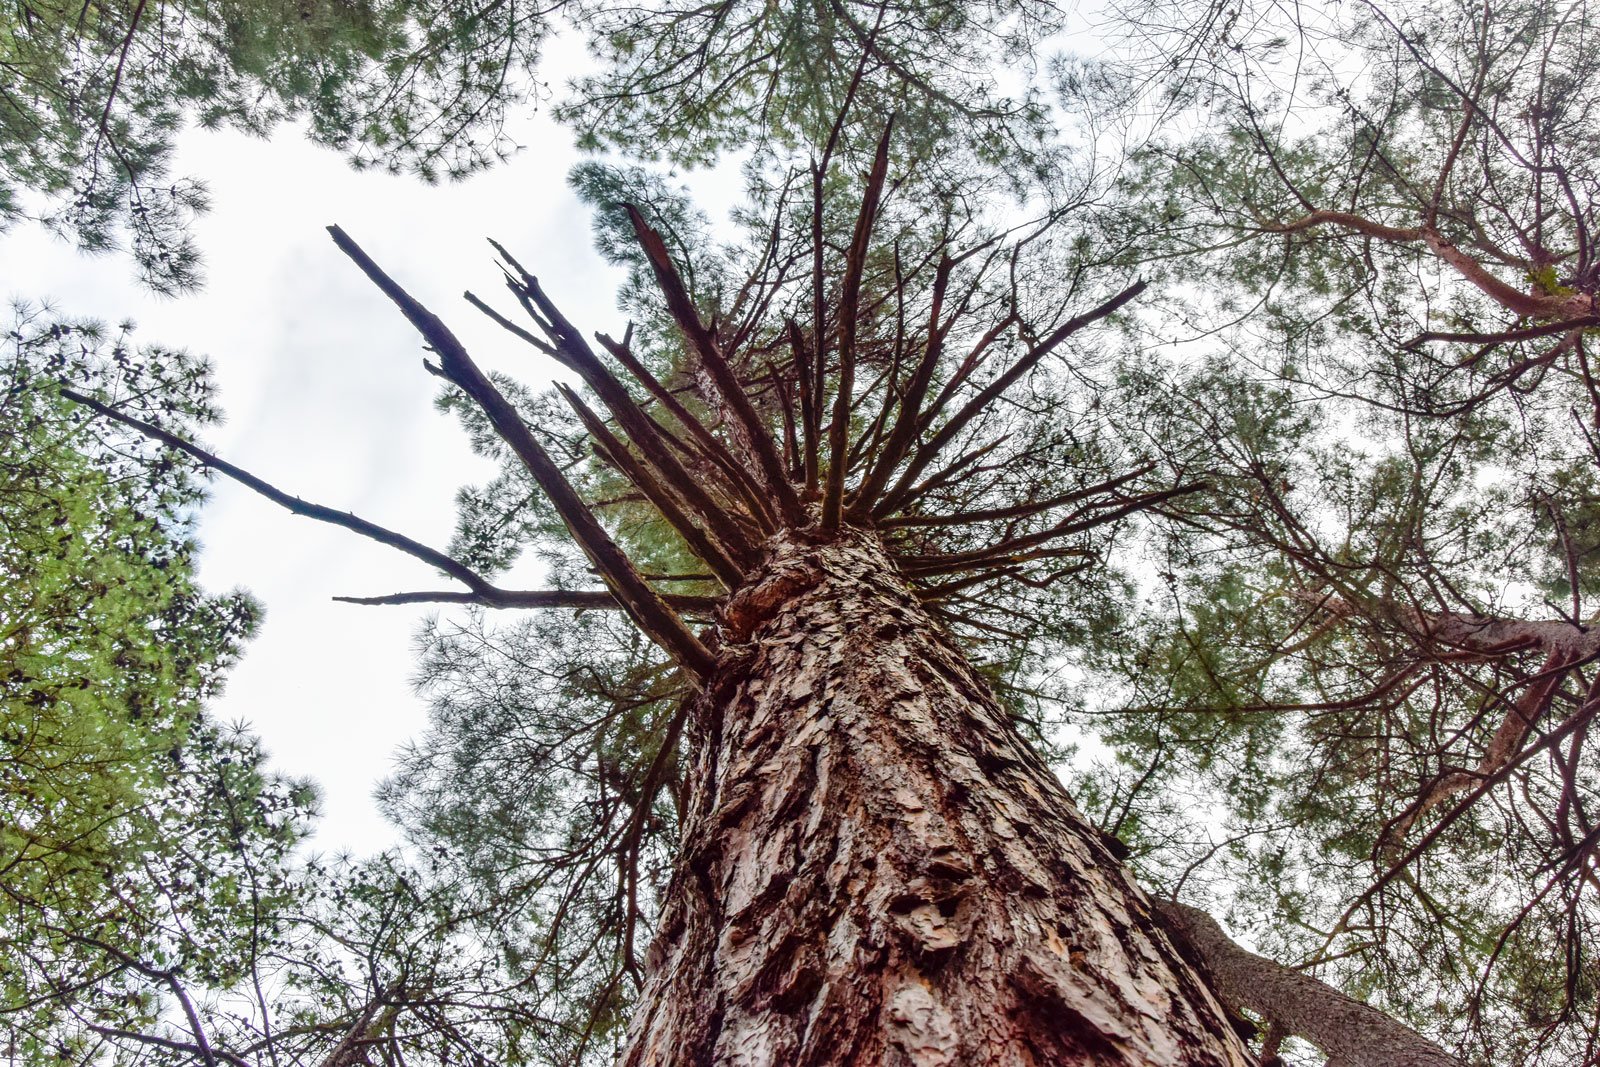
top-left (622, 530), bottom-right (1255, 1066)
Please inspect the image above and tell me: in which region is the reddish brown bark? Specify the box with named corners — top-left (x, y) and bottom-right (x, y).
top-left (1267, 210), bottom-right (1597, 321)
top-left (622, 529), bottom-right (1255, 1065)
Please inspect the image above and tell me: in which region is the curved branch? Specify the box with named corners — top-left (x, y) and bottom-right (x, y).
top-left (1266, 210), bottom-right (1595, 320)
top-left (59, 388), bottom-right (494, 596)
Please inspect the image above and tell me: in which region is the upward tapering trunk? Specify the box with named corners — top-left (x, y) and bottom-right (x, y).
top-left (622, 529), bottom-right (1254, 1066)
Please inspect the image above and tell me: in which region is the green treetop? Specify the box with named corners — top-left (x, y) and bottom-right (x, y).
top-left (0, 307), bottom-right (314, 1062)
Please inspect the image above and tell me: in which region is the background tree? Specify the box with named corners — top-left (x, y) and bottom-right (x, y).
top-left (1056, 1), bottom-right (1600, 1061)
top-left (2, 0), bottom-right (553, 291)
top-left (1, 308), bottom-right (580, 1066)
top-left (560, 0), bottom-right (1067, 178)
top-left (2, 0), bottom-right (1070, 292)
top-left (0, 306), bottom-right (311, 1062)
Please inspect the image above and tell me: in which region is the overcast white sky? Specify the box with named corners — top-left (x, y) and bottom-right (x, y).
top-left (0, 42), bottom-right (757, 853)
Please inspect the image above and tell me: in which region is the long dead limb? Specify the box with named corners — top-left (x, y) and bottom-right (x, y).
top-left (849, 254), bottom-right (955, 515)
top-left (894, 484), bottom-right (1204, 575)
top-left (333, 589), bottom-right (718, 612)
top-left (624, 205), bottom-right (806, 525)
top-left (916, 310), bottom-right (1021, 437)
top-left (881, 465), bottom-right (1156, 528)
top-left (784, 318), bottom-right (821, 490)
top-left (898, 542), bottom-right (1096, 579)
top-left (58, 388), bottom-right (495, 596)
top-left (821, 119), bottom-right (893, 528)
top-left (876, 435), bottom-right (1012, 517)
top-left (595, 329), bottom-right (779, 534)
top-left (328, 225), bottom-right (717, 680)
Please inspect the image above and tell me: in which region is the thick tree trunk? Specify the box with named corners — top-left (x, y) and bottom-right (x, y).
top-left (622, 529), bottom-right (1255, 1065)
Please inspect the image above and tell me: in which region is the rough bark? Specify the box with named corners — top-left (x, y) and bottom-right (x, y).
top-left (622, 529), bottom-right (1255, 1066)
top-left (1153, 900), bottom-right (1465, 1067)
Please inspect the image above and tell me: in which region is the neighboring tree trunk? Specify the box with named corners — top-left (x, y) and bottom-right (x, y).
top-left (1153, 900), bottom-right (1465, 1067)
top-left (622, 528), bottom-right (1255, 1066)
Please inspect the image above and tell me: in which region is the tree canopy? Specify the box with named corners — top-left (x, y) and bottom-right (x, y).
top-left (7, 0), bottom-right (1600, 1064)
top-left (3, 0), bottom-right (1067, 292)
top-left (0, 307), bottom-right (307, 1061)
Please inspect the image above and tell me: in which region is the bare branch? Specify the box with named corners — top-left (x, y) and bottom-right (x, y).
top-left (822, 118), bottom-right (894, 528)
top-left (332, 589), bottom-right (718, 612)
top-left (328, 225), bottom-right (717, 679)
top-left (876, 280), bottom-right (1147, 517)
top-left (59, 388), bottom-right (494, 595)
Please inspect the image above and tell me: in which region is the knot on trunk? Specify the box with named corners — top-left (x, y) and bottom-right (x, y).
top-left (888, 882), bottom-right (974, 959)
top-left (719, 559), bottom-right (823, 644)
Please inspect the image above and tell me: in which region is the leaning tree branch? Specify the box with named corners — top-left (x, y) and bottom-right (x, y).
top-left (1385, 649), bottom-right (1576, 843)
top-left (1153, 899), bottom-right (1465, 1067)
top-left (1302, 592), bottom-right (1600, 842)
top-left (1404, 314), bottom-right (1600, 349)
top-left (332, 589), bottom-right (719, 612)
top-left (1321, 688), bottom-right (1600, 964)
top-left (1301, 591), bottom-right (1600, 661)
